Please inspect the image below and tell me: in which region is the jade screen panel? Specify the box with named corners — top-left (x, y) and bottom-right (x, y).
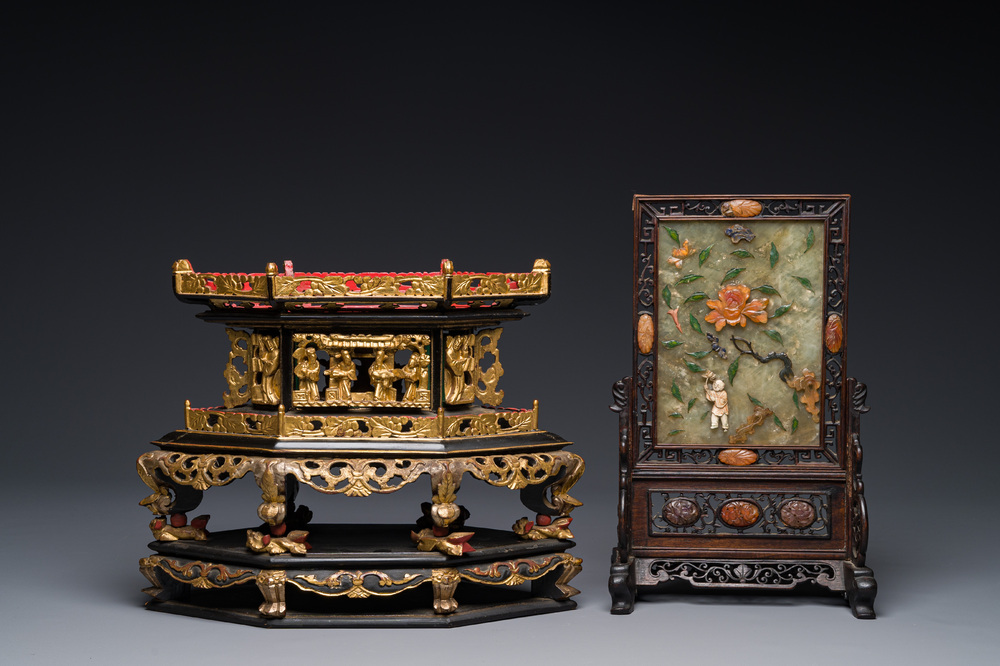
top-left (655, 215), bottom-right (827, 449)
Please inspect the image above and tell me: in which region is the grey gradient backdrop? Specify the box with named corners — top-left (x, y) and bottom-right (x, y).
top-left (3, 5), bottom-right (995, 663)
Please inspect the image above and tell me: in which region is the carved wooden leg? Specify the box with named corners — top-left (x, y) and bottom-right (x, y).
top-left (845, 562), bottom-right (877, 619)
top-left (138, 556), bottom-right (189, 602)
top-left (257, 570), bottom-right (287, 618)
top-left (609, 548), bottom-right (636, 615)
top-left (431, 568), bottom-right (460, 614)
top-left (138, 452), bottom-right (208, 541)
top-left (531, 555), bottom-right (583, 600)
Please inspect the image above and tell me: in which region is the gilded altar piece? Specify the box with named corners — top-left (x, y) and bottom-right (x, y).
top-left (138, 258), bottom-right (583, 627)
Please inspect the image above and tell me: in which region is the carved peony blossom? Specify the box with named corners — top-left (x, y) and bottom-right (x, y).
top-left (705, 284), bottom-right (768, 331)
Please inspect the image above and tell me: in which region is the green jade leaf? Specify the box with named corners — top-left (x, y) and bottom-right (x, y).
top-left (698, 244), bottom-right (714, 267)
top-left (763, 329), bottom-right (783, 345)
top-left (676, 274), bottom-right (704, 285)
top-left (727, 357), bottom-right (739, 385)
top-left (773, 415), bottom-right (786, 431)
top-left (792, 417), bottom-right (799, 433)
top-left (685, 361), bottom-right (706, 373)
top-left (792, 391), bottom-right (801, 409)
top-left (791, 275), bottom-right (814, 292)
top-left (684, 292), bottom-right (708, 303)
top-left (769, 242), bottom-right (779, 268)
top-left (661, 286), bottom-right (673, 307)
top-left (671, 381), bottom-right (683, 402)
top-left (752, 285), bottom-right (780, 296)
top-left (730, 249), bottom-right (754, 259)
top-left (687, 397), bottom-right (697, 412)
top-left (686, 350), bottom-right (711, 359)
top-left (747, 393), bottom-right (764, 407)
top-left (805, 228), bottom-right (815, 252)
top-left (669, 413), bottom-right (684, 419)
top-left (662, 340), bottom-right (683, 348)
top-left (664, 226), bottom-right (680, 246)
top-left (689, 314), bottom-right (703, 334)
top-left (700, 411), bottom-right (709, 422)
top-left (667, 429), bottom-right (684, 436)
top-left (721, 267), bottom-right (745, 283)
top-left (772, 304), bottom-right (792, 319)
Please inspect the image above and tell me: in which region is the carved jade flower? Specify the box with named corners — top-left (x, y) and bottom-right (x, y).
top-left (705, 284), bottom-right (768, 331)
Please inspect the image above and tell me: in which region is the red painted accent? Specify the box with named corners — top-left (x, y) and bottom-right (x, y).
top-left (270, 522), bottom-right (287, 537)
top-left (535, 514), bottom-right (552, 526)
top-left (169, 513), bottom-right (187, 527)
top-left (152, 519), bottom-right (164, 530)
top-left (190, 515), bottom-right (209, 530)
top-left (432, 526), bottom-right (449, 537)
top-left (262, 534), bottom-right (271, 545)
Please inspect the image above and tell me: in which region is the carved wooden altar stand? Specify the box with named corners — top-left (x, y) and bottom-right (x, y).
top-left (137, 259), bottom-right (584, 627)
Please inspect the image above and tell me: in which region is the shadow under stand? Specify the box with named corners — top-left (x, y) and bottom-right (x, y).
top-left (137, 258), bottom-right (584, 627)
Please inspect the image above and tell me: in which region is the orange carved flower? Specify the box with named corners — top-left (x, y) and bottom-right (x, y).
top-left (705, 284), bottom-right (768, 331)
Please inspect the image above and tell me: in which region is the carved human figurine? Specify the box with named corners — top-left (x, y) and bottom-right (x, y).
top-left (703, 371), bottom-right (729, 432)
top-left (327, 349), bottom-right (357, 400)
top-left (398, 351), bottom-right (430, 402)
top-left (369, 350), bottom-right (397, 402)
top-left (444, 334), bottom-right (475, 403)
top-left (252, 335), bottom-right (281, 403)
top-left (293, 347), bottom-right (321, 401)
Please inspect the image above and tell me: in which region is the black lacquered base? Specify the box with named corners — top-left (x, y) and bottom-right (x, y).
top-left (141, 524), bottom-right (581, 628)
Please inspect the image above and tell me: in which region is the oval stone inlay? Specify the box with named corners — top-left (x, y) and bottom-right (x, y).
top-left (721, 199), bottom-right (762, 218)
top-left (718, 448), bottom-right (758, 466)
top-left (719, 500), bottom-right (761, 528)
top-left (779, 500), bottom-right (817, 529)
top-left (663, 498), bottom-right (701, 526)
top-left (825, 313), bottom-right (844, 353)
top-left (637, 314), bottom-right (654, 354)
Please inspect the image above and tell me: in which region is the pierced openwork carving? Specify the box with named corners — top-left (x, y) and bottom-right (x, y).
top-left (459, 553), bottom-right (582, 598)
top-left (474, 328), bottom-right (504, 407)
top-left (291, 333), bottom-right (432, 408)
top-left (444, 333), bottom-right (476, 404)
top-left (289, 571), bottom-right (427, 598)
top-left (649, 490), bottom-right (830, 537)
top-left (223, 329), bottom-right (251, 408)
top-left (643, 559), bottom-right (843, 590)
top-left (138, 450), bottom-right (583, 513)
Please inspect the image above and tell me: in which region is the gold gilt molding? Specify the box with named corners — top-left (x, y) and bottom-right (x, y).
top-left (172, 259), bottom-right (549, 307)
top-left (138, 450), bottom-right (584, 508)
top-left (274, 273), bottom-right (445, 299)
top-left (250, 332), bottom-right (281, 405)
top-left (458, 553), bottom-right (583, 598)
top-left (288, 571), bottom-right (426, 598)
top-left (184, 403), bottom-right (538, 439)
top-left (223, 329), bottom-right (251, 408)
top-left (140, 555), bottom-right (257, 589)
top-left (473, 328), bottom-right (504, 407)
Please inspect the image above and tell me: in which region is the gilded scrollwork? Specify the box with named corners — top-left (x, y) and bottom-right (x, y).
top-left (186, 407), bottom-right (279, 435)
top-left (290, 571), bottom-right (425, 598)
top-left (273, 273), bottom-right (445, 299)
top-left (223, 329), bottom-right (251, 408)
top-left (474, 328), bottom-right (504, 406)
top-left (140, 555), bottom-right (257, 589)
top-left (459, 553), bottom-right (582, 598)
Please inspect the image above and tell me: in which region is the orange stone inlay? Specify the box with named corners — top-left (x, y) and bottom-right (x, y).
top-left (718, 448), bottom-right (758, 466)
top-left (719, 500), bottom-right (761, 528)
top-left (637, 314), bottom-right (654, 354)
top-left (825, 314), bottom-right (844, 353)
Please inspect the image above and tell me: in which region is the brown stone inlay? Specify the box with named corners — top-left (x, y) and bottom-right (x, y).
top-left (779, 500), bottom-right (817, 529)
top-left (825, 314), bottom-right (844, 353)
top-left (718, 448), bottom-right (758, 466)
top-left (637, 314), bottom-right (654, 355)
top-left (718, 500), bottom-right (761, 528)
top-left (662, 498), bottom-right (700, 526)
